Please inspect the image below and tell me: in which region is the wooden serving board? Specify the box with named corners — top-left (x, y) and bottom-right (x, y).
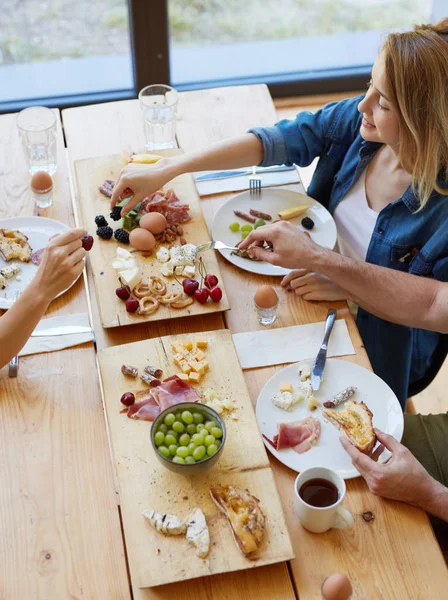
top-left (98, 329), bottom-right (294, 588)
top-left (75, 153), bottom-right (230, 328)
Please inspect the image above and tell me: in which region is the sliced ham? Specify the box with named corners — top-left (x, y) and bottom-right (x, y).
top-left (139, 188), bottom-right (191, 225)
top-left (150, 375), bottom-right (200, 412)
top-left (31, 248), bottom-right (45, 266)
top-left (273, 417), bottom-right (321, 454)
top-left (127, 390), bottom-right (160, 421)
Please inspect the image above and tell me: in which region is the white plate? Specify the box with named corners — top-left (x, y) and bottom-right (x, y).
top-left (0, 216), bottom-right (74, 309)
top-left (211, 188), bottom-right (337, 276)
top-left (256, 358), bottom-right (404, 479)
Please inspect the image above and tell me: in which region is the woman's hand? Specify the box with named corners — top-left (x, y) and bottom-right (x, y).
top-left (281, 270), bottom-right (350, 301)
top-left (32, 228), bottom-right (87, 302)
top-left (110, 160), bottom-right (176, 216)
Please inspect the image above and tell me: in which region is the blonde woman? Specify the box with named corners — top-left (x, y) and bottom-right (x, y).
top-left (111, 20), bottom-right (448, 408)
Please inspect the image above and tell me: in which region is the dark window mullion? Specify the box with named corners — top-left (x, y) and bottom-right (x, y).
top-left (128, 0), bottom-right (171, 95)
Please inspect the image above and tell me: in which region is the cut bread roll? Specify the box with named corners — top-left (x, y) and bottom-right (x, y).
top-left (323, 400), bottom-right (376, 454)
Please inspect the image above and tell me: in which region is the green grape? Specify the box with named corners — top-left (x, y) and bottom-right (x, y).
top-left (172, 421), bottom-right (185, 434)
top-left (241, 224), bottom-right (253, 232)
top-left (164, 412), bottom-right (175, 427)
top-left (205, 420), bottom-right (216, 432)
top-left (207, 444), bottom-right (218, 456)
top-left (187, 442), bottom-right (196, 455)
top-left (164, 434), bottom-right (177, 447)
top-left (229, 222), bottom-right (240, 232)
top-left (204, 435), bottom-right (215, 447)
top-left (166, 429), bottom-right (178, 440)
top-left (193, 412), bottom-right (204, 424)
top-left (196, 423), bottom-right (206, 432)
top-left (176, 446), bottom-right (189, 458)
top-left (175, 411), bottom-right (183, 421)
top-left (172, 456), bottom-right (186, 464)
top-left (211, 427), bottom-right (223, 438)
top-left (241, 231), bottom-right (250, 239)
top-left (191, 433), bottom-right (203, 446)
top-left (179, 433), bottom-right (191, 446)
top-left (185, 455), bottom-right (196, 464)
top-left (154, 431), bottom-right (165, 446)
top-left (181, 410), bottom-right (193, 424)
top-left (254, 218), bottom-right (266, 229)
top-left (186, 423), bottom-right (197, 435)
top-left (192, 445), bottom-right (206, 461)
top-left (158, 445), bottom-right (170, 458)
top-left (168, 444), bottom-right (178, 457)
top-left (158, 423), bottom-right (168, 434)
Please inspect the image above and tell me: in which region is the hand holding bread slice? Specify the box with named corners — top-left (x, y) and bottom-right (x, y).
top-left (323, 400), bottom-right (376, 454)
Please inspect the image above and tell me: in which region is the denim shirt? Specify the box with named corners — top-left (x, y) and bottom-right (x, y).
top-left (250, 95), bottom-right (448, 408)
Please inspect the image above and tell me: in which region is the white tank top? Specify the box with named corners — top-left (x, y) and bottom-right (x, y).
top-left (333, 170), bottom-right (378, 261)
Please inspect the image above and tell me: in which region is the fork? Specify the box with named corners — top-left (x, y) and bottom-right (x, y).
top-left (195, 241), bottom-right (240, 255)
top-left (249, 166), bottom-right (261, 198)
top-left (9, 290), bottom-right (21, 377)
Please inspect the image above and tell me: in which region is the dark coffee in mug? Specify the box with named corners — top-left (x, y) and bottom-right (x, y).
top-left (299, 478), bottom-right (339, 508)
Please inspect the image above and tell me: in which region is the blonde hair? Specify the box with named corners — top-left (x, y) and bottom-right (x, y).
top-left (383, 19), bottom-right (448, 209)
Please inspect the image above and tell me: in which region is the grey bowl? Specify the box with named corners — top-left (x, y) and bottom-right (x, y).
top-left (150, 402), bottom-right (226, 475)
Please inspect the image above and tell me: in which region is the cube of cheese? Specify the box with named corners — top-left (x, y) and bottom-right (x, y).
top-left (188, 372), bottom-right (201, 383)
top-left (171, 342), bottom-right (183, 354)
top-left (173, 353), bottom-right (185, 366)
top-left (279, 382), bottom-right (293, 393)
top-left (196, 360), bottom-right (209, 376)
top-left (188, 360), bottom-right (201, 373)
top-left (196, 338), bottom-right (208, 349)
top-left (177, 373), bottom-right (189, 381)
top-left (179, 361), bottom-right (191, 374)
top-left (194, 349), bottom-right (206, 361)
top-left (308, 397), bottom-right (320, 412)
top-left (183, 340), bottom-right (194, 351)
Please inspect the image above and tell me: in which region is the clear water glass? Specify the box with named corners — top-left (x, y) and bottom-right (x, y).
top-left (254, 298), bottom-right (279, 326)
top-left (139, 84), bottom-right (178, 150)
top-left (16, 106), bottom-right (57, 175)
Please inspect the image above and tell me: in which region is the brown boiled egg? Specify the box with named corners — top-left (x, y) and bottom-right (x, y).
top-left (139, 212), bottom-right (167, 235)
top-left (129, 227), bottom-right (156, 252)
top-left (254, 285), bottom-right (278, 308)
top-left (31, 171), bottom-right (53, 193)
top-left (321, 574), bottom-right (352, 600)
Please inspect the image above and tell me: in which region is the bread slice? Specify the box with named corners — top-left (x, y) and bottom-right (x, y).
top-left (210, 484), bottom-right (266, 559)
top-left (323, 400), bottom-right (376, 454)
top-left (0, 229), bottom-right (32, 262)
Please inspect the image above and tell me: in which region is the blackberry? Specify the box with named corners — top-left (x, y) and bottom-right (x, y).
top-left (114, 228), bottom-right (130, 244)
top-left (110, 206), bottom-right (123, 221)
top-left (301, 217), bottom-right (315, 231)
top-left (95, 215), bottom-right (108, 227)
top-left (96, 226), bottom-right (113, 240)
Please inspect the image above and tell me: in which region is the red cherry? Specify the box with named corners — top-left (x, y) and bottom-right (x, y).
top-left (204, 274), bottom-right (218, 289)
top-left (194, 288), bottom-right (209, 304)
top-left (125, 297), bottom-right (139, 313)
top-left (209, 286), bottom-right (222, 302)
top-left (182, 278), bottom-right (199, 296)
top-left (81, 235), bottom-right (94, 251)
top-left (116, 285), bottom-right (131, 301)
top-left (120, 392), bottom-right (135, 406)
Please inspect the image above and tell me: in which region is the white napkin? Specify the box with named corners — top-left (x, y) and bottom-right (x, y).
top-left (19, 312), bottom-right (94, 357)
top-left (195, 168), bottom-right (302, 197)
top-left (232, 320), bottom-right (355, 370)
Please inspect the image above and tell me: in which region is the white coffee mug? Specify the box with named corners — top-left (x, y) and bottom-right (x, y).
top-left (294, 466), bottom-right (354, 533)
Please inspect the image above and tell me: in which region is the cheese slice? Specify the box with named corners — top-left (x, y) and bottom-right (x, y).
top-left (119, 267), bottom-right (141, 291)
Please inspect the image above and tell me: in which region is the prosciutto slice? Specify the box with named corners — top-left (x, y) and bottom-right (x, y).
top-left (273, 416), bottom-right (321, 454)
top-left (31, 248), bottom-right (45, 266)
top-left (139, 188), bottom-right (191, 225)
top-left (150, 375), bottom-right (200, 412)
top-left (127, 390), bottom-right (160, 421)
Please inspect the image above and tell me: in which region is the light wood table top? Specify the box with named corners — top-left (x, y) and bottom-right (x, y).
top-left (0, 83), bottom-right (443, 599)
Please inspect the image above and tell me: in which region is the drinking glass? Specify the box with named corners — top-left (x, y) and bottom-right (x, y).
top-left (16, 106), bottom-right (57, 175)
top-left (139, 84), bottom-right (178, 151)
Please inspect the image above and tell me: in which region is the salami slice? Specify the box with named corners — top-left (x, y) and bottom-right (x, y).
top-left (31, 248), bottom-right (45, 266)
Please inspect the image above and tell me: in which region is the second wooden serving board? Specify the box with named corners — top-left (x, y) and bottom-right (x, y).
top-left (75, 153), bottom-right (230, 328)
top-left (98, 329), bottom-right (294, 588)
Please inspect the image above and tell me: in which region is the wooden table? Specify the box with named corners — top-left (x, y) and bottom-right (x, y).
top-left (1, 83), bottom-right (447, 598)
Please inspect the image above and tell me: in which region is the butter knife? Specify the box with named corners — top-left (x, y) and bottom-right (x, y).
top-left (30, 325), bottom-right (93, 337)
top-left (311, 309), bottom-right (337, 391)
top-left (195, 165), bottom-right (295, 182)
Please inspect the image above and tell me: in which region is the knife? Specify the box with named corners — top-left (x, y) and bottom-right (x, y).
top-left (311, 309), bottom-right (337, 391)
top-left (30, 325), bottom-right (93, 337)
top-left (194, 165), bottom-right (296, 182)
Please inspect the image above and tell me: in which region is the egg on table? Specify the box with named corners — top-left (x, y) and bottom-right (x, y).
top-left (129, 228), bottom-right (156, 252)
top-left (139, 212), bottom-right (167, 235)
top-left (321, 574), bottom-right (352, 600)
top-left (254, 285), bottom-right (278, 309)
top-left (31, 171), bottom-right (53, 193)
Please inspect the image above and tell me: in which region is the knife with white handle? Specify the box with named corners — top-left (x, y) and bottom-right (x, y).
top-left (311, 309), bottom-right (337, 391)
top-left (30, 325), bottom-right (93, 337)
top-left (194, 165), bottom-right (296, 182)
